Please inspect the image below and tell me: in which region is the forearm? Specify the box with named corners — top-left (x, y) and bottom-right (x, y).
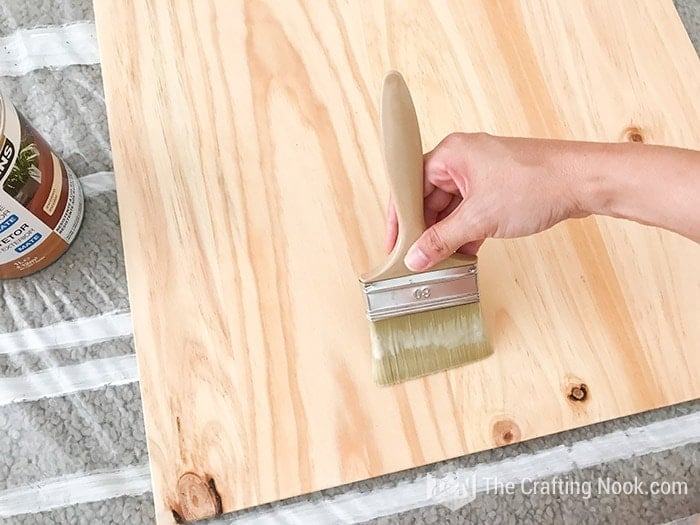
top-left (565, 142), bottom-right (700, 242)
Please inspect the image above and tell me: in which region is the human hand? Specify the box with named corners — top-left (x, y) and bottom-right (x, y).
top-left (385, 133), bottom-right (587, 271)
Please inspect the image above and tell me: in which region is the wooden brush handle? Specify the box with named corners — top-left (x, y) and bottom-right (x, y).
top-left (381, 70), bottom-right (426, 267)
top-left (362, 71), bottom-right (476, 283)
top-left (362, 71), bottom-right (425, 282)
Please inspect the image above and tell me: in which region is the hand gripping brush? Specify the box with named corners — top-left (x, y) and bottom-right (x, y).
top-left (360, 71), bottom-right (493, 386)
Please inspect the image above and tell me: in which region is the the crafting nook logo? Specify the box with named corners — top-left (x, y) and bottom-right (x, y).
top-left (426, 471), bottom-right (477, 511)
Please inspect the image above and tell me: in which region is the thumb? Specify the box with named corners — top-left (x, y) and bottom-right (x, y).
top-left (404, 205), bottom-right (479, 271)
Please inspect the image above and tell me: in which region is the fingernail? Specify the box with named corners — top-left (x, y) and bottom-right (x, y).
top-left (404, 246), bottom-right (430, 271)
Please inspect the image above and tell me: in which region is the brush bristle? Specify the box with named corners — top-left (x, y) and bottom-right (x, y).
top-left (370, 302), bottom-right (492, 386)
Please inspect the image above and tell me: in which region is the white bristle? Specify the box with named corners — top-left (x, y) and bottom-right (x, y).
top-left (370, 303), bottom-right (492, 386)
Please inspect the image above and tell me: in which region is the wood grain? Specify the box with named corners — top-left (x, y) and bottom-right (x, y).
top-left (93, 1), bottom-right (700, 522)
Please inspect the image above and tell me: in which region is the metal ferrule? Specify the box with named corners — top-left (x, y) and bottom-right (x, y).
top-left (362, 265), bottom-right (479, 321)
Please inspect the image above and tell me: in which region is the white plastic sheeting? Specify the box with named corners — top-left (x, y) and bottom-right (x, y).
top-left (0, 22), bottom-right (99, 76)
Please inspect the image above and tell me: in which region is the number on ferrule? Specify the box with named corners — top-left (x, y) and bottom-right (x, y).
top-left (413, 286), bottom-right (431, 300)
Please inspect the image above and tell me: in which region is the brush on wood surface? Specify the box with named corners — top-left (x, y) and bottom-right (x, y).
top-left (360, 71), bottom-right (492, 386)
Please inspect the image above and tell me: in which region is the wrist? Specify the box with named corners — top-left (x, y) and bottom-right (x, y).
top-left (556, 141), bottom-right (625, 218)
top-left (542, 139), bottom-right (699, 241)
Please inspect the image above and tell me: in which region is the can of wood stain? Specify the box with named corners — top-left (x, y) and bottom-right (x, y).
top-left (0, 93), bottom-right (84, 279)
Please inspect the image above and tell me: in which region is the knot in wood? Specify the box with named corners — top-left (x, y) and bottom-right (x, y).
top-left (175, 473), bottom-right (223, 521)
top-left (624, 126), bottom-right (645, 143)
top-left (492, 418), bottom-right (521, 446)
top-left (568, 383), bottom-right (588, 402)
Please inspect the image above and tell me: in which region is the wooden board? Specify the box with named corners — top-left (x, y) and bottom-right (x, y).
top-left (93, 1), bottom-right (700, 522)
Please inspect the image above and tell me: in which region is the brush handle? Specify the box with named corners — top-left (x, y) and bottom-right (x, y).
top-left (372, 70), bottom-right (425, 279)
top-left (362, 71), bottom-right (476, 283)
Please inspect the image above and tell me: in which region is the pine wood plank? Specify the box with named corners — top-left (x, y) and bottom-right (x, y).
top-left (93, 1), bottom-right (700, 522)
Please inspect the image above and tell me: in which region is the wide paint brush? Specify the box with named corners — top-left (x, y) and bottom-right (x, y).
top-left (360, 71), bottom-right (492, 385)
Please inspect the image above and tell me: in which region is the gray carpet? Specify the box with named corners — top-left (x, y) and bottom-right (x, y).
top-left (0, 1), bottom-right (698, 524)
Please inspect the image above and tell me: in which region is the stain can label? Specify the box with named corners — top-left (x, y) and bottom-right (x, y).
top-left (0, 93), bottom-right (84, 278)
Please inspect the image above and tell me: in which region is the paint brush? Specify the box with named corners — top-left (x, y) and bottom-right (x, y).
top-left (360, 71), bottom-right (492, 386)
